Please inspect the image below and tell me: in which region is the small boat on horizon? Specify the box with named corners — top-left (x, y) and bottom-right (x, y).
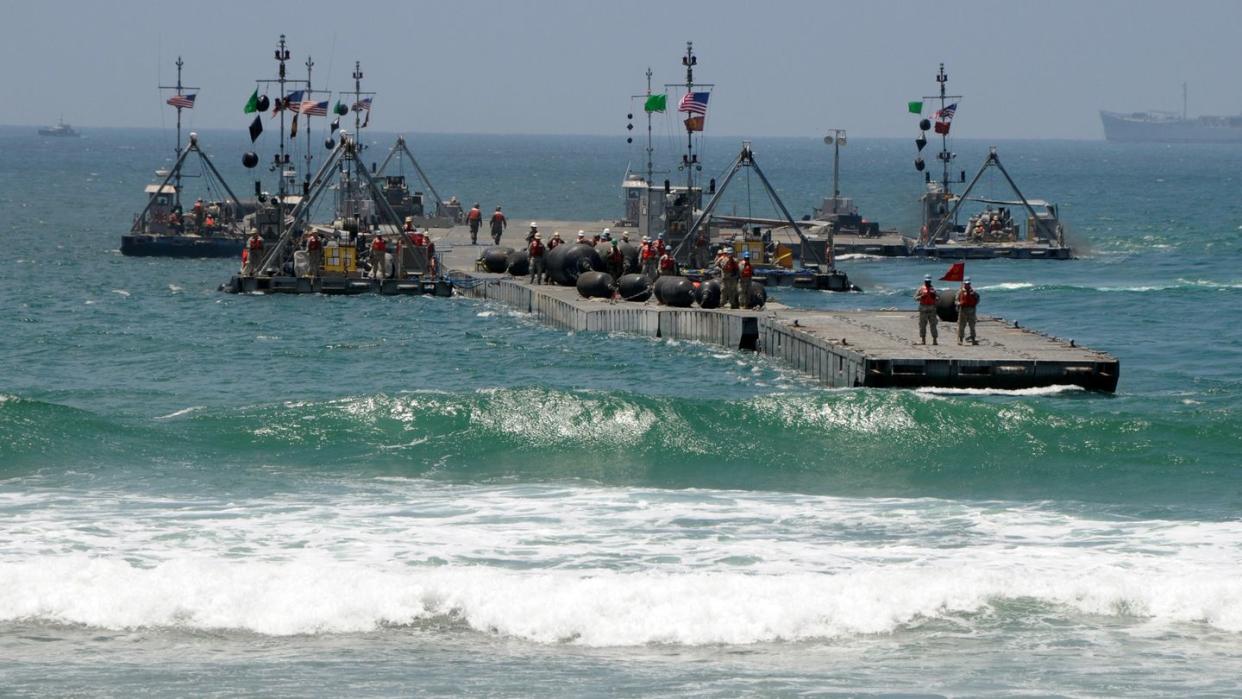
top-left (38, 118), bottom-right (78, 137)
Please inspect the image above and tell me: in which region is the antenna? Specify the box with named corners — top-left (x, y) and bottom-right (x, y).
top-left (159, 56), bottom-right (198, 208)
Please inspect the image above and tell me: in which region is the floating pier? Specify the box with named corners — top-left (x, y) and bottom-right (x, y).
top-left (453, 275), bottom-right (1117, 392)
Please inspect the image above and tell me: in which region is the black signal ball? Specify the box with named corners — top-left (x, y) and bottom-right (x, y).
top-left (627, 113), bottom-right (633, 119)
top-left (325, 138), bottom-right (335, 149)
top-left (914, 157), bottom-right (925, 172)
top-left (916, 135), bottom-right (928, 151)
top-left (242, 151), bottom-right (259, 168)
top-left (256, 95), bottom-right (271, 112)
top-left (919, 118), bottom-right (931, 132)
top-left (627, 123), bottom-right (633, 131)
top-left (626, 137), bottom-right (633, 143)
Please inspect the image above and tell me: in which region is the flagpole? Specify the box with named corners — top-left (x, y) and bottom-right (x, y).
top-left (159, 56), bottom-right (197, 210)
top-left (305, 54), bottom-right (314, 193)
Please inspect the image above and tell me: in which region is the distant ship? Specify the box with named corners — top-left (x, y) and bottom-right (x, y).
top-left (1101, 83), bottom-right (1242, 143)
top-left (38, 118), bottom-right (78, 137)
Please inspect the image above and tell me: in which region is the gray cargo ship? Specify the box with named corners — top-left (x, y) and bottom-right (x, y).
top-left (1100, 84), bottom-right (1242, 143)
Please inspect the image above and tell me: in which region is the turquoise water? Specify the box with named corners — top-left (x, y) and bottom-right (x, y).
top-left (2, 126), bottom-right (1241, 696)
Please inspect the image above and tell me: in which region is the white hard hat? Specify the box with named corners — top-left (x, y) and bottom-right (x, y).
top-left (924, 274), bottom-right (932, 281)
top-left (964, 277), bottom-right (972, 284)
top-left (530, 222), bottom-right (538, 228)
top-left (602, 227), bottom-right (611, 234)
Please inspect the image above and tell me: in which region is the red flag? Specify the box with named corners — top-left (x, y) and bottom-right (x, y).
top-left (933, 121), bottom-right (950, 135)
top-left (940, 261), bottom-right (964, 282)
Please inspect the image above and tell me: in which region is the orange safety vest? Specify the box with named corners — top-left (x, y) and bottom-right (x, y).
top-left (659, 255), bottom-right (675, 271)
top-left (467, 208), bottom-right (482, 221)
top-left (740, 261), bottom-right (753, 278)
top-left (529, 240), bottom-right (545, 256)
top-left (306, 235), bottom-right (321, 251)
top-left (372, 238), bottom-right (387, 252)
top-left (548, 238), bottom-right (562, 250)
top-left (722, 258), bottom-right (739, 274)
top-left (608, 248), bottom-right (624, 263)
top-left (656, 240), bottom-right (667, 255)
top-left (248, 236), bottom-right (263, 251)
top-left (958, 289), bottom-right (979, 307)
top-left (641, 243), bottom-right (656, 261)
top-left (917, 286), bottom-right (937, 305)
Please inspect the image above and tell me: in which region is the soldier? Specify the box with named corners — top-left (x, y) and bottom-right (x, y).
top-left (657, 249), bottom-right (676, 279)
top-left (490, 206), bottom-right (507, 244)
top-left (528, 232), bottom-right (546, 285)
top-left (303, 229), bottom-right (323, 279)
top-left (956, 277), bottom-right (980, 345)
top-left (243, 228), bottom-right (264, 277)
top-left (719, 248), bottom-right (740, 309)
top-left (640, 236), bottom-right (659, 280)
top-left (370, 234), bottom-right (388, 280)
top-left (466, 203), bottom-right (483, 244)
top-left (739, 251), bottom-right (755, 309)
top-left (606, 239), bottom-right (625, 282)
top-left (914, 274), bottom-right (939, 345)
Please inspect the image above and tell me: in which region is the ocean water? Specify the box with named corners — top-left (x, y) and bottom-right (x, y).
top-left (1, 125), bottom-right (1241, 696)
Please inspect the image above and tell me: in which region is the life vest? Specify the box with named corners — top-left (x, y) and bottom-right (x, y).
top-left (656, 240), bottom-right (667, 255)
top-left (248, 236), bottom-right (263, 251)
top-left (372, 237), bottom-right (387, 252)
top-left (306, 235), bottom-right (321, 251)
top-left (548, 238), bottom-right (562, 250)
top-left (722, 258), bottom-right (739, 275)
top-left (641, 243), bottom-right (657, 261)
top-left (917, 286), bottom-right (938, 305)
top-left (412, 233), bottom-right (427, 246)
top-left (958, 289), bottom-right (979, 307)
top-left (608, 248), bottom-right (624, 263)
top-left (529, 240), bottom-right (545, 256)
top-left (467, 208), bottom-right (482, 222)
top-left (491, 213), bottom-right (505, 226)
top-left (740, 261), bottom-right (753, 278)
top-left (204, 216), bottom-right (215, 227)
top-left (659, 255), bottom-right (675, 271)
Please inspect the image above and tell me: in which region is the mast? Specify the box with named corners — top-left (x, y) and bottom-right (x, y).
top-left (933, 63), bottom-right (953, 193)
top-left (645, 67), bottom-right (654, 184)
top-left (159, 56), bottom-right (197, 209)
top-left (825, 129), bottom-right (845, 213)
top-left (305, 54), bottom-right (314, 191)
top-left (1183, 82), bottom-right (1188, 121)
top-left (681, 41), bottom-right (698, 191)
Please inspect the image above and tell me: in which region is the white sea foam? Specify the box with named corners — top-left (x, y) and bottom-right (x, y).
top-left (915, 385), bottom-right (1085, 397)
top-left (154, 406), bottom-right (204, 420)
top-left (2, 485), bottom-right (1240, 643)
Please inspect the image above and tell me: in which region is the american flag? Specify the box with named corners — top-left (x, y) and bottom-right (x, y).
top-left (678, 91), bottom-right (710, 115)
top-left (166, 93), bottom-right (196, 109)
top-left (935, 103), bottom-right (958, 122)
top-left (352, 97), bottom-right (373, 112)
top-left (300, 99), bottom-right (328, 117)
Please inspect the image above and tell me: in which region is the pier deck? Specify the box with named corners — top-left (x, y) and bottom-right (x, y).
top-left (451, 272), bottom-right (1118, 392)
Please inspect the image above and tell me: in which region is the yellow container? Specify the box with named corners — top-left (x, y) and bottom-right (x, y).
top-left (322, 245), bottom-right (356, 273)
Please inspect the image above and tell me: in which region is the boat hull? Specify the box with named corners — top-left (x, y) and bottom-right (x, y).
top-left (121, 234), bottom-right (245, 258)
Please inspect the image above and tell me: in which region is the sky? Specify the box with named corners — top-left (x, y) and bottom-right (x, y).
top-left (2, 0), bottom-right (1240, 139)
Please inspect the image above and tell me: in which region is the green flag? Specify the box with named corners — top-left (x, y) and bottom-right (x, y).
top-left (244, 88), bottom-right (259, 114)
top-left (907, 101), bottom-right (923, 115)
top-left (644, 93), bottom-right (667, 113)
